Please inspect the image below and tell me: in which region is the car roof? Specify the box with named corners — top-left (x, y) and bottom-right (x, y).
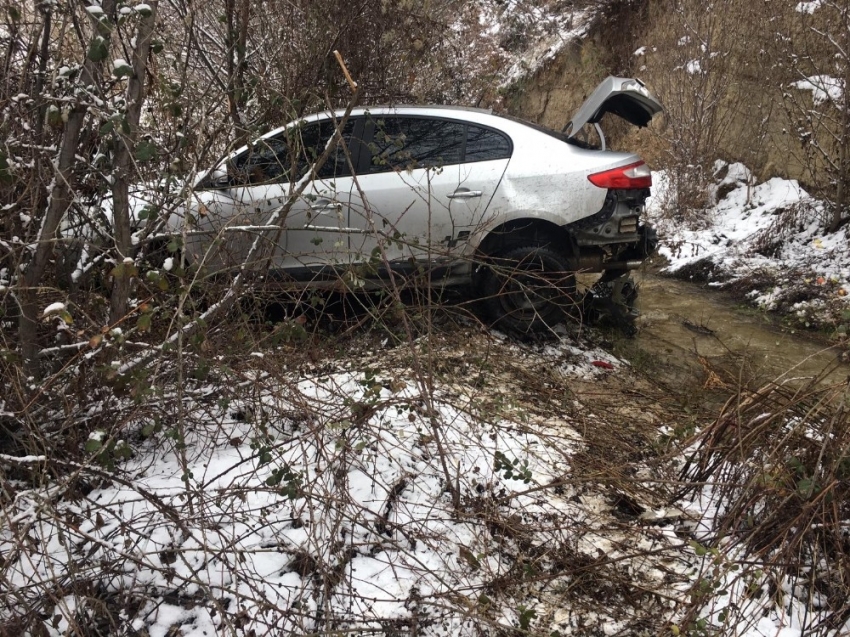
top-left (255, 105), bottom-right (503, 141)
top-left (338, 104), bottom-right (494, 117)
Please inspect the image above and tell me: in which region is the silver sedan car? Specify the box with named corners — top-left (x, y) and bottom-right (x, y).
top-left (178, 76), bottom-right (662, 332)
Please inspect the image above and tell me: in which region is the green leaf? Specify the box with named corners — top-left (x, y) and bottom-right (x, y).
top-left (458, 546), bottom-right (480, 570)
top-left (46, 105), bottom-right (62, 128)
top-left (85, 438), bottom-right (103, 453)
top-left (151, 40), bottom-right (164, 54)
top-left (690, 540), bottom-right (708, 556)
top-left (99, 119), bottom-right (114, 135)
top-left (114, 442), bottom-right (132, 459)
top-left (113, 61), bottom-right (133, 78)
top-left (135, 4), bottom-right (153, 17)
top-left (518, 605), bottom-right (536, 631)
top-left (135, 140), bottom-right (157, 162)
top-left (797, 477), bottom-right (816, 497)
top-left (137, 313), bottom-right (152, 332)
top-left (258, 448), bottom-right (272, 466)
top-left (141, 424), bottom-right (156, 437)
top-left (110, 262), bottom-right (138, 279)
top-left (88, 37), bottom-right (108, 62)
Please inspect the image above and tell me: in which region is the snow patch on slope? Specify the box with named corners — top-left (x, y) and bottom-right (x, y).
top-left (648, 161), bottom-right (850, 327)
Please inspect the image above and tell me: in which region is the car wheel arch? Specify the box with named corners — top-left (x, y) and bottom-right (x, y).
top-left (473, 218), bottom-right (576, 261)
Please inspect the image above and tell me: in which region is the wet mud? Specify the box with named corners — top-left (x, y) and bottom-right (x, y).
top-left (627, 273), bottom-right (848, 395)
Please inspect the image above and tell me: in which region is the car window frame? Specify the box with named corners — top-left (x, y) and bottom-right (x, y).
top-left (360, 114), bottom-right (513, 175)
top-left (198, 116), bottom-right (367, 190)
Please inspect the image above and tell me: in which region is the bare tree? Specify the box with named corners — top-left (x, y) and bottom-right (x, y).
top-left (641, 0), bottom-right (754, 212)
top-left (109, 2), bottom-right (160, 324)
top-left (223, 0), bottom-right (251, 145)
top-left (16, 0), bottom-right (117, 377)
top-left (778, 0), bottom-right (849, 231)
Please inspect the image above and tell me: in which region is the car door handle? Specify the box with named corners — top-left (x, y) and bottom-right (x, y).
top-left (447, 189), bottom-right (482, 199)
top-left (309, 198), bottom-right (340, 212)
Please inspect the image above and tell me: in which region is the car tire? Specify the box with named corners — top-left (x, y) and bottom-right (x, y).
top-left (477, 244), bottom-right (578, 333)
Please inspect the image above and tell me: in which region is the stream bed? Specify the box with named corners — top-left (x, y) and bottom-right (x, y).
top-left (628, 273), bottom-right (848, 389)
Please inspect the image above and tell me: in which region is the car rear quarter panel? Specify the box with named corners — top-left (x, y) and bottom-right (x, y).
top-left (494, 123), bottom-right (639, 224)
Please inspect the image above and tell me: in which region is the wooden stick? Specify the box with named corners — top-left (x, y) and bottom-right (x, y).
top-left (333, 50), bottom-right (358, 92)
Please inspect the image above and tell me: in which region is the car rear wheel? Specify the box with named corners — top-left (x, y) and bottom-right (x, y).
top-left (478, 244), bottom-right (579, 333)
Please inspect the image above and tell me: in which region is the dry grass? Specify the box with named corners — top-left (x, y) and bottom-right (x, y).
top-left (677, 367), bottom-right (850, 634)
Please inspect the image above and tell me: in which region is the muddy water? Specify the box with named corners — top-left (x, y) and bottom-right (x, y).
top-left (628, 274), bottom-right (848, 389)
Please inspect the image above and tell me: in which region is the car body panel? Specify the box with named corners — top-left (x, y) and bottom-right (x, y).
top-left (348, 157), bottom-right (511, 264)
top-left (564, 76), bottom-right (663, 137)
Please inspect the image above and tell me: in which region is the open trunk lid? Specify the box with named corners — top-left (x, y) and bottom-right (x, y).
top-left (564, 77), bottom-right (663, 138)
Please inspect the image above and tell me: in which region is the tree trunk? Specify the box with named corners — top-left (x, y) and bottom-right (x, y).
top-left (224, 0), bottom-right (251, 146)
top-left (109, 2), bottom-right (159, 325)
top-left (831, 5), bottom-right (849, 232)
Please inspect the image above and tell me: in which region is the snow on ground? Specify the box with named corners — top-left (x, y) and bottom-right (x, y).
top-left (1, 333), bottom-right (697, 636)
top-left (648, 160), bottom-right (850, 329)
top-left (796, 0), bottom-right (825, 14)
top-left (677, 486), bottom-right (834, 637)
top-left (792, 75), bottom-right (845, 106)
top-left (4, 324), bottom-right (837, 635)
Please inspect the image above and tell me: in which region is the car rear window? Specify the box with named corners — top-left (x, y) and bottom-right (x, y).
top-left (465, 125), bottom-right (512, 162)
top-left (497, 114), bottom-right (589, 148)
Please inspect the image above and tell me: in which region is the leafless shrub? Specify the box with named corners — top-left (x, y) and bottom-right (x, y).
top-left (677, 372), bottom-right (850, 635)
top-left (1, 294), bottom-right (691, 635)
top-left (637, 0), bottom-right (773, 222)
top-left (772, 1), bottom-right (850, 232)
top-left (748, 201), bottom-right (823, 259)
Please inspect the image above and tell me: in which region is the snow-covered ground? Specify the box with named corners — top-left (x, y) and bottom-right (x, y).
top-left (3, 324), bottom-right (843, 635)
top-left (649, 160), bottom-right (850, 332)
top-left (3, 334), bottom-right (688, 635)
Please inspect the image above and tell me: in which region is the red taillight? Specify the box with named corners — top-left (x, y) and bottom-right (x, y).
top-left (588, 161), bottom-right (652, 189)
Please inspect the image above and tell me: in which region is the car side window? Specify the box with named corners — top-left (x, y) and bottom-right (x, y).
top-left (313, 119), bottom-right (359, 180)
top-left (230, 134), bottom-right (293, 185)
top-left (230, 119), bottom-right (357, 185)
top-left (465, 125), bottom-right (512, 162)
top-left (368, 117), bottom-right (466, 173)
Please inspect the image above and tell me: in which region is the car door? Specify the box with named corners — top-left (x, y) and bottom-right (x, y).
top-left (277, 117), bottom-right (363, 275)
top-left (348, 115), bottom-right (511, 275)
top-left (191, 117), bottom-right (362, 276)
